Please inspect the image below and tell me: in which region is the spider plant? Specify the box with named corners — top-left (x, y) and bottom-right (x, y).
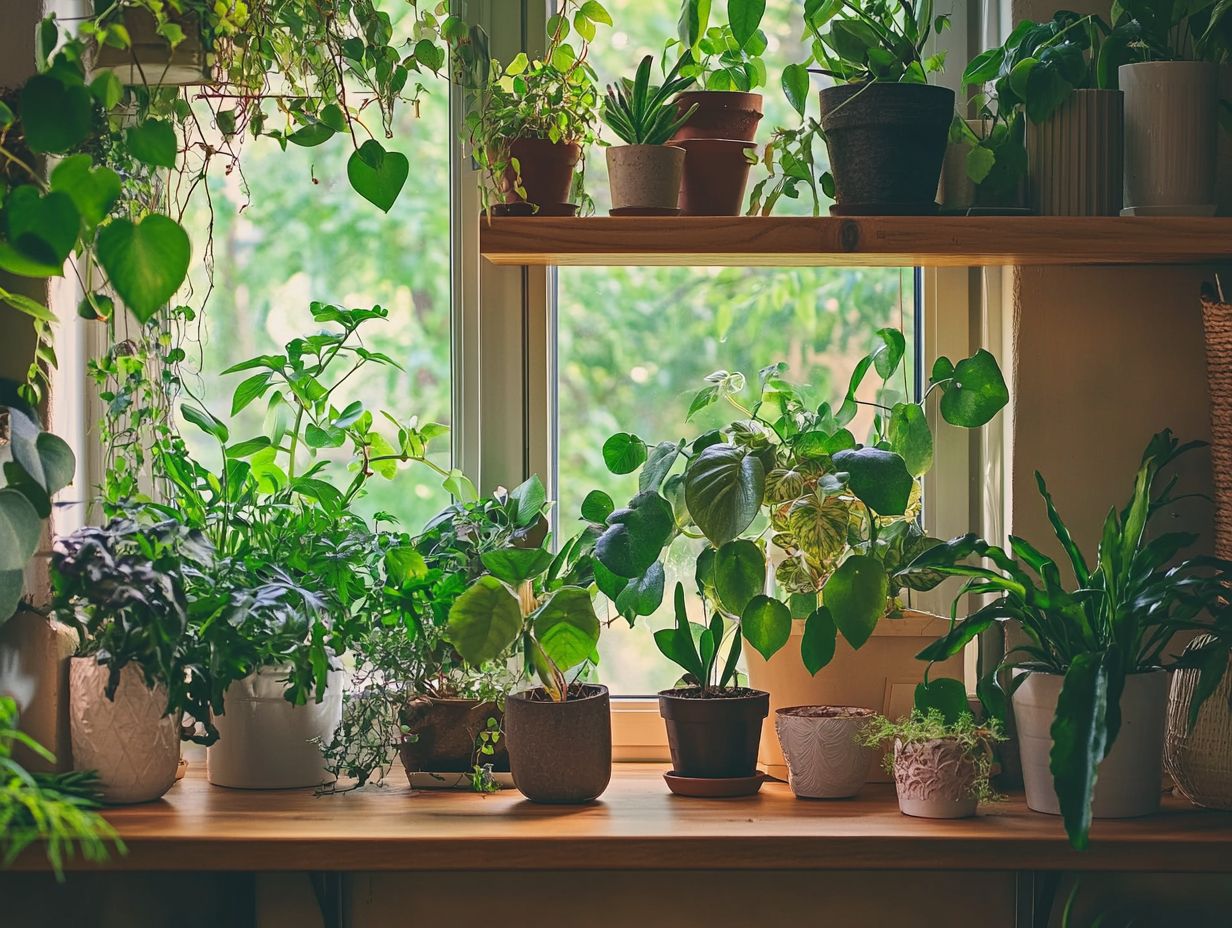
top-left (602, 55), bottom-right (697, 145)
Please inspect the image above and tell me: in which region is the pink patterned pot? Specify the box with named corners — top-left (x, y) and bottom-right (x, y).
top-left (892, 737), bottom-right (979, 819)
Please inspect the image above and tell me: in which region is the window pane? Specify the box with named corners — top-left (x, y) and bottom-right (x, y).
top-left (182, 76), bottom-right (451, 528)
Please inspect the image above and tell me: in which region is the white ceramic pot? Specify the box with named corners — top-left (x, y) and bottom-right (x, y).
top-left (1013, 668), bottom-right (1168, 818)
top-left (775, 706), bottom-right (876, 799)
top-left (68, 658), bottom-right (180, 804)
top-left (892, 737), bottom-right (978, 819)
top-left (1027, 88), bottom-right (1124, 215)
top-left (1120, 61), bottom-right (1218, 216)
top-left (206, 667), bottom-right (343, 789)
top-left (606, 144), bottom-right (686, 212)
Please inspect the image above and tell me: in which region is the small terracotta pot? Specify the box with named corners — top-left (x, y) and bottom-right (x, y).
top-left (398, 695), bottom-right (507, 778)
top-left (69, 658), bottom-right (181, 805)
top-left (892, 737), bottom-right (979, 819)
top-left (659, 687), bottom-right (769, 779)
top-left (505, 684), bottom-right (611, 803)
top-left (677, 139), bottom-right (757, 216)
top-left (671, 91), bottom-right (763, 143)
top-left (775, 706), bottom-right (877, 799)
top-left (502, 137), bottom-right (582, 210)
top-left (606, 144), bottom-right (686, 211)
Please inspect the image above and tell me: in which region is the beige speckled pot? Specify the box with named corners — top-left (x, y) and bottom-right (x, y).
top-left (606, 144), bottom-right (685, 211)
top-left (69, 658), bottom-right (180, 804)
top-left (892, 737), bottom-right (979, 819)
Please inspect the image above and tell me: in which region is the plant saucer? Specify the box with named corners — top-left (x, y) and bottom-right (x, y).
top-left (609, 207), bottom-right (682, 217)
top-left (663, 770), bottom-right (766, 798)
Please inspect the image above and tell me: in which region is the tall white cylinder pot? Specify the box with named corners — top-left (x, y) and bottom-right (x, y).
top-left (69, 658), bottom-right (181, 804)
top-left (1013, 668), bottom-right (1168, 818)
top-left (207, 666), bottom-right (343, 789)
top-left (1120, 61), bottom-right (1218, 216)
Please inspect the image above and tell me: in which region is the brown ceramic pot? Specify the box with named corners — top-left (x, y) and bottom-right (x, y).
top-left (659, 687), bottom-right (769, 779)
top-left (505, 684), bottom-right (611, 803)
top-left (670, 91), bottom-right (763, 143)
top-left (398, 696), bottom-right (508, 779)
top-left (818, 82), bottom-right (954, 215)
top-left (677, 139), bottom-right (756, 216)
top-left (502, 137), bottom-right (582, 210)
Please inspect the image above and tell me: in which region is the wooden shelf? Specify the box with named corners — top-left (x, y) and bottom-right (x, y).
top-left (479, 216), bottom-right (1232, 267)
top-left (15, 764), bottom-right (1232, 873)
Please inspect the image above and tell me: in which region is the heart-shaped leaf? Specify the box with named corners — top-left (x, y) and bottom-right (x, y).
top-left (0, 186), bottom-right (80, 277)
top-left (347, 139), bottom-right (409, 212)
top-left (446, 575), bottom-right (523, 665)
top-left (595, 490), bottom-right (674, 578)
top-left (580, 489), bottom-right (615, 523)
top-left (802, 606), bottom-right (838, 675)
top-left (914, 676), bottom-right (969, 724)
top-left (532, 586), bottom-right (600, 671)
top-left (21, 75), bottom-right (92, 153)
top-left (832, 447), bottom-right (913, 516)
top-left (822, 554), bottom-right (889, 649)
top-left (741, 594), bottom-right (791, 660)
top-left (714, 538), bottom-right (765, 616)
top-left (96, 214), bottom-right (191, 323)
top-left (888, 403), bottom-right (934, 477)
top-left (938, 349), bottom-right (1009, 428)
top-left (481, 547), bottom-right (554, 585)
top-left (50, 155), bottom-right (121, 230)
top-left (684, 442), bottom-right (765, 547)
top-left (0, 488), bottom-right (41, 572)
top-left (125, 119), bottom-right (178, 168)
top-left (602, 432), bottom-right (647, 474)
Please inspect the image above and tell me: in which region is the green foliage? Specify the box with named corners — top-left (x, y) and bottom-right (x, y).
top-left (602, 54), bottom-right (697, 145)
top-left (671, 0), bottom-right (769, 90)
top-left (900, 430), bottom-right (1232, 849)
top-left (653, 581), bottom-right (744, 691)
top-left (805, 0), bottom-right (952, 85)
top-left (1, 696), bottom-right (123, 877)
top-left (1109, 0), bottom-right (1232, 64)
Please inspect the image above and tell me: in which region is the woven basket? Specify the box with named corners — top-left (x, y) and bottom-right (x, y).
top-left (1202, 292), bottom-right (1232, 560)
top-left (1166, 635), bottom-right (1232, 809)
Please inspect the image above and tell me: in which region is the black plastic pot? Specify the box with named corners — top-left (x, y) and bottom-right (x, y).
top-left (505, 684), bottom-right (611, 803)
top-left (818, 82), bottom-right (955, 215)
top-left (658, 688), bottom-right (769, 778)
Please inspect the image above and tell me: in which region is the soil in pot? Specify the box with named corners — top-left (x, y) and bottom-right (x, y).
top-left (677, 139), bottom-right (757, 216)
top-left (893, 737), bottom-right (979, 819)
top-left (606, 144), bottom-right (686, 212)
top-left (818, 82), bottom-right (955, 215)
top-left (398, 696), bottom-right (508, 779)
top-left (670, 91), bottom-right (764, 143)
top-left (505, 683), bottom-right (611, 803)
top-left (659, 687), bottom-right (769, 779)
top-left (775, 706), bottom-right (877, 799)
top-left (502, 138), bottom-right (582, 211)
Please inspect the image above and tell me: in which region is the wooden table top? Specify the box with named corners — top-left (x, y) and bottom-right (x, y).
top-left (17, 764), bottom-right (1232, 873)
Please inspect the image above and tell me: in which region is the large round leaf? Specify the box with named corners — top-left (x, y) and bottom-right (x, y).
top-left (533, 587), bottom-right (600, 671)
top-left (20, 75), bottom-right (92, 153)
top-left (822, 554), bottom-right (889, 649)
top-left (446, 576), bottom-right (522, 665)
top-left (0, 489), bottom-right (41, 572)
top-left (888, 403), bottom-right (934, 477)
top-left (714, 539), bottom-right (765, 616)
top-left (741, 594), bottom-right (791, 660)
top-left (684, 442), bottom-right (765, 546)
top-left (602, 432), bottom-right (647, 475)
top-left (801, 606), bottom-right (838, 675)
top-left (831, 447), bottom-right (913, 516)
top-left (96, 214), bottom-right (190, 324)
top-left (0, 187), bottom-right (79, 277)
top-left (939, 349), bottom-right (1009, 428)
top-left (347, 139), bottom-right (409, 212)
top-left (125, 119), bottom-right (178, 169)
top-left (595, 490), bottom-right (674, 578)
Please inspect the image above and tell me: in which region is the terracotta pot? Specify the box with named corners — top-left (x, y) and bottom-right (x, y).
top-left (1120, 61), bottom-right (1219, 216)
top-left (398, 696), bottom-right (508, 779)
top-left (775, 706), bottom-right (877, 799)
top-left (677, 139), bottom-right (756, 216)
top-left (206, 666), bottom-right (343, 789)
top-left (1013, 668), bottom-right (1168, 818)
top-left (1026, 88), bottom-right (1124, 216)
top-left (892, 737), bottom-right (980, 819)
top-left (659, 687), bottom-right (769, 779)
top-left (69, 658), bottom-right (180, 804)
top-left (91, 9), bottom-right (212, 86)
top-left (745, 609), bottom-right (963, 782)
top-left (606, 144), bottom-right (686, 211)
top-left (505, 684), bottom-right (611, 803)
top-left (818, 82), bottom-right (954, 215)
top-left (502, 138), bottom-right (582, 210)
top-left (670, 91), bottom-right (763, 143)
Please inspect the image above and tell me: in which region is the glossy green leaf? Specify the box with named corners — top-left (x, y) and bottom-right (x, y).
top-left (872, 327), bottom-right (906, 379)
top-left (888, 403), bottom-right (933, 476)
top-left (639, 439), bottom-right (683, 492)
top-left (614, 560), bottom-right (665, 620)
top-left (595, 490), bottom-right (674, 578)
top-left (602, 432), bottom-right (647, 474)
top-left (509, 475), bottom-right (547, 527)
top-left (125, 119), bottom-right (178, 168)
top-left (180, 402), bottom-right (229, 443)
top-left (230, 373), bottom-right (271, 416)
top-left (741, 594), bottom-right (791, 660)
top-left (533, 586), bottom-right (600, 671)
top-left (729, 0), bottom-right (766, 47)
top-left (0, 187), bottom-right (79, 277)
top-left (781, 62), bottom-right (811, 117)
top-left (96, 214), bottom-right (191, 324)
top-left (0, 489), bottom-right (41, 572)
top-left (1049, 652), bottom-right (1116, 850)
top-left (832, 447), bottom-right (913, 516)
top-left (823, 554), bottom-right (888, 649)
top-left (684, 442), bottom-right (765, 546)
top-left (20, 75), bottom-right (92, 153)
top-left (938, 349), bottom-right (1009, 428)
top-left (714, 539), bottom-right (765, 616)
top-left (580, 489), bottom-right (615, 523)
top-left (801, 606), bottom-right (837, 675)
top-left (914, 677), bottom-right (969, 724)
top-left (446, 576), bottom-right (523, 665)
top-left (347, 140), bottom-right (409, 212)
top-left (480, 547), bottom-right (554, 585)
top-left (50, 155), bottom-right (121, 230)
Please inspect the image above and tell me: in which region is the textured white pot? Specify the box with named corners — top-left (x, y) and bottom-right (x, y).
top-left (207, 667), bottom-right (343, 789)
top-left (1027, 88), bottom-right (1124, 215)
top-left (1120, 61), bottom-right (1219, 215)
top-left (775, 706), bottom-right (876, 799)
top-left (606, 144), bottom-right (686, 211)
top-left (69, 658), bottom-right (180, 804)
top-left (892, 737), bottom-right (978, 819)
top-left (1013, 668), bottom-right (1168, 818)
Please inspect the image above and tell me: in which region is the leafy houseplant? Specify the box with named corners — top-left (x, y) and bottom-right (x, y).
top-left (899, 430), bottom-right (1232, 848)
top-left (463, 0), bottom-right (610, 215)
top-left (601, 54), bottom-right (695, 213)
top-left (805, 0), bottom-right (955, 214)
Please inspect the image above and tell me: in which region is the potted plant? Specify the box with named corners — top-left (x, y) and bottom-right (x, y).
top-left (52, 519), bottom-right (215, 804)
top-left (899, 430), bottom-right (1232, 848)
top-left (601, 54), bottom-right (696, 214)
top-left (463, 0), bottom-right (609, 216)
top-left (443, 520), bottom-right (607, 803)
top-left (805, 0), bottom-right (955, 214)
top-left (860, 684), bottom-right (1004, 819)
top-left (774, 705), bottom-right (878, 799)
top-left (1109, 0), bottom-right (1230, 215)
